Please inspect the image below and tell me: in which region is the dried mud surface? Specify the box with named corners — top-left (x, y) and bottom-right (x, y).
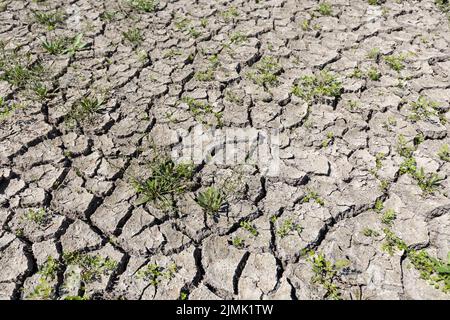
top-left (0, 0), bottom-right (449, 300)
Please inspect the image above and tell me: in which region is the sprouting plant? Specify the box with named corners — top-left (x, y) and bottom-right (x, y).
top-left (381, 228), bottom-right (450, 293)
top-left (413, 133), bottom-right (425, 147)
top-left (187, 27), bottom-right (201, 38)
top-left (181, 96), bottom-right (223, 127)
top-left (379, 179), bottom-right (390, 193)
top-left (133, 156), bottom-right (194, 207)
top-left (397, 135), bottom-right (415, 158)
top-left (362, 228), bottom-right (380, 237)
top-left (33, 82), bottom-right (51, 100)
top-left (375, 152), bottom-right (386, 170)
top-left (38, 256), bottom-right (60, 280)
top-left (321, 132), bottom-right (334, 149)
top-left (24, 208), bottom-right (48, 226)
top-left (137, 262), bottom-right (177, 286)
top-left (63, 252), bottom-right (117, 284)
top-left (137, 263), bottom-right (162, 286)
top-left (41, 34), bottom-right (86, 56)
top-left (246, 56), bottom-right (281, 88)
top-left (99, 11), bottom-right (117, 21)
top-left (368, 0), bottom-right (380, 5)
top-left (180, 291), bottom-right (188, 300)
top-left (374, 199), bottom-right (384, 213)
top-left (346, 99), bottom-right (360, 111)
top-left (65, 96), bottom-right (104, 125)
top-left (437, 144), bottom-right (450, 162)
top-left (302, 191), bottom-right (325, 206)
top-left (1, 63), bottom-right (42, 88)
top-left (0, 97), bottom-right (21, 121)
top-left (232, 236), bottom-right (245, 248)
top-left (408, 96), bottom-right (441, 122)
top-left (317, 2), bottom-right (333, 16)
top-left (240, 220), bottom-right (258, 237)
top-left (174, 17), bottom-right (202, 38)
top-left (128, 0), bottom-right (158, 12)
top-left (163, 49), bottom-right (182, 59)
top-left (79, 96), bottom-right (103, 113)
top-left (0, 45), bottom-right (46, 89)
top-left (301, 19), bottom-right (311, 31)
top-left (384, 54), bottom-right (406, 72)
top-left (350, 68), bottom-right (364, 79)
top-left (407, 250), bottom-right (450, 293)
top-left (276, 218), bottom-right (302, 238)
top-left (27, 278), bottom-right (54, 300)
top-left (229, 32), bottom-right (247, 45)
top-left (381, 209), bottom-right (396, 226)
top-left (196, 187), bottom-right (225, 215)
top-left (367, 48), bottom-right (380, 60)
top-left (308, 251), bottom-right (344, 300)
top-left (67, 33), bottom-right (87, 55)
top-left (195, 54), bottom-right (220, 81)
top-left (414, 168), bottom-right (444, 194)
top-left (367, 67), bottom-right (381, 81)
top-left (42, 37), bottom-right (68, 55)
top-left (195, 68), bottom-right (214, 81)
top-left (221, 6), bottom-right (239, 22)
top-left (224, 90), bottom-right (244, 105)
top-left (399, 156), bottom-right (417, 175)
top-left (292, 70), bottom-right (342, 102)
top-left (15, 228), bottom-right (24, 237)
top-left (435, 0), bottom-right (450, 20)
top-left (396, 136), bottom-right (444, 194)
top-left (381, 228), bottom-right (408, 255)
top-left (175, 17), bottom-right (190, 30)
top-left (123, 28), bottom-right (143, 46)
top-left (33, 10), bottom-right (65, 30)
top-left (27, 256), bottom-right (61, 300)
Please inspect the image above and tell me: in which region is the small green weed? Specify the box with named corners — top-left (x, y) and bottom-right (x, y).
top-left (317, 2), bottom-right (333, 16)
top-left (367, 67), bottom-right (381, 81)
top-left (181, 96), bottom-right (223, 127)
top-left (408, 96), bottom-right (443, 122)
top-left (276, 218), bottom-right (302, 238)
top-left (24, 208), bottom-right (49, 226)
top-left (221, 6), bottom-right (239, 22)
top-left (384, 54), bottom-right (406, 72)
top-left (308, 251), bottom-right (345, 300)
top-left (382, 228), bottom-right (450, 293)
top-left (63, 252), bottom-right (117, 284)
top-left (240, 220), bottom-right (258, 237)
top-left (123, 28), bottom-right (143, 46)
top-left (33, 10), bottom-right (65, 30)
top-left (137, 262), bottom-right (177, 286)
top-left (437, 144), bottom-right (450, 162)
top-left (292, 70), bottom-right (342, 102)
top-left (232, 236), bottom-right (245, 248)
top-left (381, 209), bottom-right (396, 226)
top-left (302, 191), bottom-right (325, 206)
top-left (367, 48), bottom-right (380, 60)
top-left (133, 156), bottom-right (194, 207)
top-left (128, 0), bottom-right (158, 12)
top-left (362, 228), bottom-right (380, 237)
top-left (65, 96), bottom-right (104, 125)
top-left (246, 56), bottom-right (281, 88)
top-left (196, 187), bottom-right (225, 215)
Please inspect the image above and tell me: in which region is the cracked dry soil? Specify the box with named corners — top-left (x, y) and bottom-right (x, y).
top-left (0, 0), bottom-right (449, 300)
